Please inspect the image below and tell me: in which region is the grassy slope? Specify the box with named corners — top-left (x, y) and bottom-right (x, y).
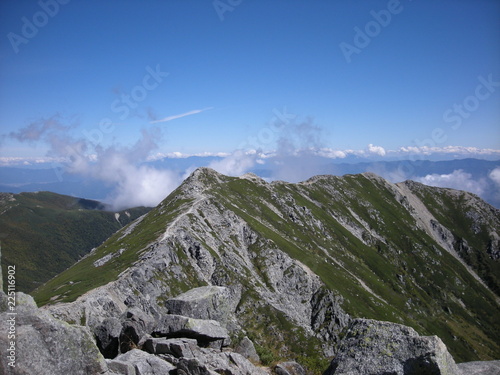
top-left (0, 191), bottom-right (150, 292)
top-left (209, 174), bottom-right (499, 362)
top-left (32, 172), bottom-right (500, 363)
top-left (32, 189), bottom-right (194, 306)
top-left (403, 181), bottom-right (500, 296)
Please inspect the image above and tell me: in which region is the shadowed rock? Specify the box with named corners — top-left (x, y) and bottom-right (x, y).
top-left (94, 317), bottom-right (122, 358)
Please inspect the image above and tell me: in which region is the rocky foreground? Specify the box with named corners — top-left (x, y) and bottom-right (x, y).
top-left (1, 288), bottom-right (499, 375)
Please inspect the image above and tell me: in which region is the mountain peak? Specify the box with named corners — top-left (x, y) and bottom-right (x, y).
top-left (238, 172), bottom-right (267, 184)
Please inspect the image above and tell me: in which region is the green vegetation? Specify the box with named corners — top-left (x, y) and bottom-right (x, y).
top-left (207, 173), bottom-right (500, 362)
top-left (407, 183), bottom-right (500, 296)
top-left (32, 194), bottom-right (194, 305)
top-left (0, 191), bottom-right (150, 292)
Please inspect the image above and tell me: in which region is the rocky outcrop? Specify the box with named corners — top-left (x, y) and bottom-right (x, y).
top-left (113, 349), bottom-right (176, 374)
top-left (0, 290), bottom-right (271, 375)
top-left (153, 314), bottom-right (230, 346)
top-left (94, 317), bottom-right (122, 358)
top-left (274, 361), bottom-right (306, 375)
top-left (325, 318), bottom-right (461, 375)
top-left (235, 336), bottom-right (260, 363)
top-left (165, 285), bottom-right (241, 329)
top-left (0, 292), bottom-right (107, 375)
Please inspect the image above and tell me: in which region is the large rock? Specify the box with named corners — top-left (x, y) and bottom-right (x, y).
top-left (114, 348), bottom-right (176, 374)
top-left (120, 307), bottom-right (156, 353)
top-left (105, 358), bottom-right (136, 375)
top-left (457, 360), bottom-right (500, 375)
top-left (0, 292), bottom-right (108, 375)
top-left (165, 285), bottom-right (240, 326)
top-left (235, 336), bottom-right (260, 363)
top-left (195, 350), bottom-right (270, 375)
top-left (153, 314), bottom-right (229, 346)
top-left (274, 361), bottom-right (306, 375)
top-left (143, 337), bottom-right (199, 358)
top-left (324, 318), bottom-right (461, 375)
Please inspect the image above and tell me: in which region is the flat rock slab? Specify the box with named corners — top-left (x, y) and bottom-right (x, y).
top-left (153, 314), bottom-right (229, 345)
top-left (115, 348), bottom-right (176, 374)
top-left (144, 337), bottom-right (199, 358)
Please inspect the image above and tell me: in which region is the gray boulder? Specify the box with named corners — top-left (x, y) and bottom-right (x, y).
top-left (144, 337), bottom-right (199, 358)
top-left (120, 307), bottom-right (156, 353)
top-left (106, 358), bottom-right (137, 375)
top-left (274, 361), bottom-right (306, 375)
top-left (153, 314), bottom-right (229, 346)
top-left (114, 348), bottom-right (176, 374)
top-left (165, 285), bottom-right (240, 325)
top-left (195, 350), bottom-right (270, 375)
top-left (457, 360), bottom-right (500, 375)
top-left (325, 318), bottom-right (461, 375)
top-left (235, 336), bottom-right (260, 363)
top-left (177, 358), bottom-right (215, 375)
top-left (0, 292), bottom-right (108, 375)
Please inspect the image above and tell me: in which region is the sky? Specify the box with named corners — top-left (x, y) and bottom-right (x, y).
top-left (0, 0), bottom-right (499, 207)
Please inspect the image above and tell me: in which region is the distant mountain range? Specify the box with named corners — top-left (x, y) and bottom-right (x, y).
top-left (1, 157), bottom-right (499, 208)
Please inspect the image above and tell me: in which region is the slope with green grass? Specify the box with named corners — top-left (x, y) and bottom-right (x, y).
top-left (0, 191), bottom-right (150, 292)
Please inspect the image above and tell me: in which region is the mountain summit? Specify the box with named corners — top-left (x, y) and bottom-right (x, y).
top-left (30, 168), bottom-right (500, 373)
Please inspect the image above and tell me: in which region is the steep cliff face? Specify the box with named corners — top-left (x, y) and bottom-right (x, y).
top-left (33, 168), bottom-right (500, 369)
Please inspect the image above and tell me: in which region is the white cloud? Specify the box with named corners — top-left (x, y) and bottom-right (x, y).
top-left (489, 167), bottom-right (500, 185)
top-left (416, 169), bottom-right (487, 196)
top-left (208, 150), bottom-right (256, 176)
top-left (395, 145), bottom-right (500, 157)
top-left (317, 148), bottom-right (347, 159)
top-left (367, 144), bottom-right (386, 156)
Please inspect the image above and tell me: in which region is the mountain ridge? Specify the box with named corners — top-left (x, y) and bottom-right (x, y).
top-left (32, 168), bottom-right (500, 371)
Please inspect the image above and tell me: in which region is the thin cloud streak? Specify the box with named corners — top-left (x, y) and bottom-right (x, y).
top-left (150, 107), bottom-right (214, 124)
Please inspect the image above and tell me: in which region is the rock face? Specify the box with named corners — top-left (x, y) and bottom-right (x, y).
top-left (0, 292), bottom-right (107, 375)
top-left (0, 290), bottom-right (271, 375)
top-left (33, 168), bottom-right (500, 368)
top-left (165, 285), bottom-right (240, 329)
top-left (325, 319), bottom-right (461, 375)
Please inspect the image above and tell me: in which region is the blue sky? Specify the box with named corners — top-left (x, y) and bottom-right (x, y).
top-left (0, 0), bottom-right (499, 160)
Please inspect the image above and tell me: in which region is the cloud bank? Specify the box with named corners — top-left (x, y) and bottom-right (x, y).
top-left (7, 115), bottom-right (182, 209)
